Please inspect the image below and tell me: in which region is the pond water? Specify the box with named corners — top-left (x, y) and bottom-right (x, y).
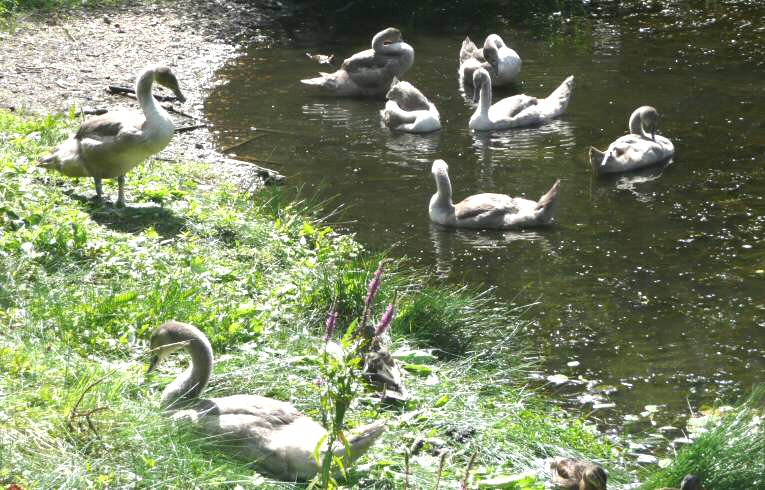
top-left (204, 1), bottom-right (765, 436)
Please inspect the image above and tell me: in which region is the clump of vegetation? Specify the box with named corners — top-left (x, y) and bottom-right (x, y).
top-left (0, 110), bottom-right (629, 488)
top-left (639, 386), bottom-right (764, 490)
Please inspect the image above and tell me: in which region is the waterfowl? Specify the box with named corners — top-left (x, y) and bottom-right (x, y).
top-left (428, 159), bottom-right (560, 229)
top-left (380, 79), bottom-right (441, 133)
top-left (459, 34), bottom-right (521, 86)
top-left (550, 458), bottom-right (608, 490)
top-left (657, 474), bottom-right (704, 490)
top-left (147, 320), bottom-right (386, 481)
top-left (38, 65), bottom-right (185, 207)
top-left (301, 27), bottom-right (414, 97)
top-left (469, 68), bottom-right (573, 131)
top-left (305, 52), bottom-right (337, 66)
top-left (589, 106), bottom-right (674, 175)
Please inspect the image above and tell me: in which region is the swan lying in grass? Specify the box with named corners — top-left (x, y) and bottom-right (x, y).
top-left (301, 27), bottom-right (414, 97)
top-left (38, 65), bottom-right (185, 207)
top-left (550, 457), bottom-right (607, 490)
top-left (380, 79), bottom-right (441, 133)
top-left (147, 320), bottom-right (386, 481)
top-left (589, 106), bottom-right (674, 175)
top-left (459, 34), bottom-right (521, 86)
top-left (428, 159), bottom-right (560, 229)
top-left (469, 68), bottom-right (573, 131)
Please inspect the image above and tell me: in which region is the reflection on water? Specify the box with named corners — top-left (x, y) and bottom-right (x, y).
top-left (205, 3), bottom-right (765, 434)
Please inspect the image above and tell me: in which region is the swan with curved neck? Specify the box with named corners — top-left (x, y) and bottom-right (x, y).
top-left (38, 65), bottom-right (185, 207)
top-left (469, 68), bottom-right (573, 131)
top-left (301, 27), bottom-right (414, 97)
top-left (429, 159), bottom-right (560, 229)
top-left (589, 106), bottom-right (674, 175)
top-left (380, 79), bottom-right (441, 133)
top-left (147, 320), bottom-right (385, 481)
top-left (459, 34), bottom-right (521, 86)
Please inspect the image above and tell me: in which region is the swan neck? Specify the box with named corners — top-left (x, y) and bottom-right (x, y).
top-left (478, 80), bottom-right (492, 114)
top-left (434, 172), bottom-right (454, 209)
top-left (162, 333), bottom-right (213, 408)
top-left (628, 108), bottom-right (646, 137)
top-left (372, 31), bottom-right (387, 52)
top-left (135, 67), bottom-right (166, 123)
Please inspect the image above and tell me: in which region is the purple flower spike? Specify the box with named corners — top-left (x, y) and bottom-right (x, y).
top-left (324, 309), bottom-right (338, 342)
top-left (374, 303), bottom-right (395, 337)
top-left (365, 261), bottom-right (386, 308)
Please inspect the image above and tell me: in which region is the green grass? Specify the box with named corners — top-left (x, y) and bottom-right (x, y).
top-left (0, 109), bottom-right (632, 488)
top-left (639, 387), bottom-right (765, 490)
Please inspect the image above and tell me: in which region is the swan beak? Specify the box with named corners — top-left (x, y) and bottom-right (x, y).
top-left (472, 83), bottom-right (480, 103)
top-left (147, 355), bottom-right (160, 373)
top-left (174, 90), bottom-right (186, 103)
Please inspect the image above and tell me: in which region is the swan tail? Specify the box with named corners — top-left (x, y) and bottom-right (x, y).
top-left (301, 72), bottom-right (335, 88)
top-left (536, 179), bottom-right (561, 224)
top-left (333, 420), bottom-right (386, 463)
top-left (588, 146), bottom-right (606, 173)
top-left (538, 75), bottom-right (574, 120)
top-left (460, 36), bottom-right (479, 63)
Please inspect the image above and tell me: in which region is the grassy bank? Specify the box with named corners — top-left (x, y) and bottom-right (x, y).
top-left (0, 110), bottom-right (626, 488)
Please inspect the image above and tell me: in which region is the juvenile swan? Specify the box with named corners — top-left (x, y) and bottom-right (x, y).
top-left (428, 159), bottom-right (560, 229)
top-left (589, 106), bottom-right (674, 175)
top-left (38, 65), bottom-right (185, 207)
top-left (469, 68), bottom-right (573, 131)
top-left (147, 320), bottom-right (386, 481)
top-left (301, 27), bottom-right (414, 97)
top-left (459, 34), bottom-right (521, 86)
top-left (380, 79), bottom-right (441, 133)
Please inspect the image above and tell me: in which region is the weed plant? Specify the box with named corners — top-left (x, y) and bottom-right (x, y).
top-left (1, 110), bottom-right (630, 488)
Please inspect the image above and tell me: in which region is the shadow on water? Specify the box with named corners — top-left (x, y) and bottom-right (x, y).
top-left (206, 0), bottom-right (765, 439)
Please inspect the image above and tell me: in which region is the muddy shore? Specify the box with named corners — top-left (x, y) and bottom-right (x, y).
top-left (0, 0), bottom-right (290, 185)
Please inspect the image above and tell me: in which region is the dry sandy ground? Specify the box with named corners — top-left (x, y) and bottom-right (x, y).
top-left (0, 0), bottom-right (289, 184)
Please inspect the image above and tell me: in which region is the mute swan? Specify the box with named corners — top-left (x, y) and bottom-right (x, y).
top-left (147, 320), bottom-right (386, 481)
top-left (38, 65), bottom-right (185, 207)
top-left (301, 27), bottom-right (414, 97)
top-left (380, 79), bottom-right (441, 133)
top-left (459, 34), bottom-right (521, 86)
top-left (589, 106), bottom-right (674, 175)
top-left (428, 159), bottom-right (560, 229)
top-left (469, 68), bottom-right (574, 131)
top-left (549, 458), bottom-right (607, 490)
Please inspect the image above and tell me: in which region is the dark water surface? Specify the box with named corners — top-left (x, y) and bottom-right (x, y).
top-left (205, 2), bottom-right (765, 437)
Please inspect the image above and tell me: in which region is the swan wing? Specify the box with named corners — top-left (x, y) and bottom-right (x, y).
top-left (455, 193), bottom-right (517, 220)
top-left (537, 75), bottom-right (574, 120)
top-left (74, 110), bottom-right (144, 141)
top-left (598, 135), bottom-right (674, 173)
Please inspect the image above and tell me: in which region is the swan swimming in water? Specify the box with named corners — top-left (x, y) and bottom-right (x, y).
top-left (469, 68), bottom-right (574, 131)
top-left (301, 27), bottom-right (414, 97)
top-left (589, 106), bottom-right (674, 175)
top-left (380, 79), bottom-right (441, 133)
top-left (428, 159), bottom-right (560, 229)
top-left (147, 320), bottom-right (386, 481)
top-left (38, 65), bottom-right (185, 207)
top-left (459, 34), bottom-right (521, 86)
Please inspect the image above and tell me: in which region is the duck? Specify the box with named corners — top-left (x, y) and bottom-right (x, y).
top-left (469, 68), bottom-right (574, 131)
top-left (305, 52), bottom-right (337, 66)
top-left (38, 65), bottom-right (185, 207)
top-left (589, 106), bottom-right (674, 175)
top-left (657, 474), bottom-right (704, 490)
top-left (301, 27), bottom-right (414, 97)
top-left (550, 457), bottom-right (608, 490)
top-left (380, 78), bottom-right (441, 133)
top-left (428, 159), bottom-right (560, 229)
top-left (459, 34), bottom-right (521, 86)
top-left (146, 320), bottom-right (386, 481)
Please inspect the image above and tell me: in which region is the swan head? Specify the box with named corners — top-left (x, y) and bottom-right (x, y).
top-left (640, 106), bottom-right (659, 140)
top-left (482, 44), bottom-right (500, 73)
top-left (472, 68), bottom-right (491, 102)
top-left (375, 27), bottom-right (403, 46)
top-left (680, 474), bottom-right (703, 490)
top-left (147, 321), bottom-right (208, 373)
top-left (484, 34), bottom-right (506, 49)
top-left (431, 159), bottom-right (449, 178)
top-left (153, 66), bottom-right (186, 103)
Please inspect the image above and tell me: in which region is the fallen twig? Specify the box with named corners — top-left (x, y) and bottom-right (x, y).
top-left (250, 126), bottom-right (304, 137)
top-left (223, 157), bottom-right (285, 185)
top-left (66, 370), bottom-right (116, 436)
top-left (108, 90), bottom-right (195, 119)
top-left (221, 134), bottom-right (265, 153)
top-left (174, 123), bottom-right (207, 133)
top-left (460, 451), bottom-right (479, 490)
top-left (435, 451), bottom-right (447, 490)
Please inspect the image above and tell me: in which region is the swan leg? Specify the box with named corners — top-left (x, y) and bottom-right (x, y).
top-left (93, 177), bottom-right (103, 201)
top-left (116, 175), bottom-right (126, 208)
